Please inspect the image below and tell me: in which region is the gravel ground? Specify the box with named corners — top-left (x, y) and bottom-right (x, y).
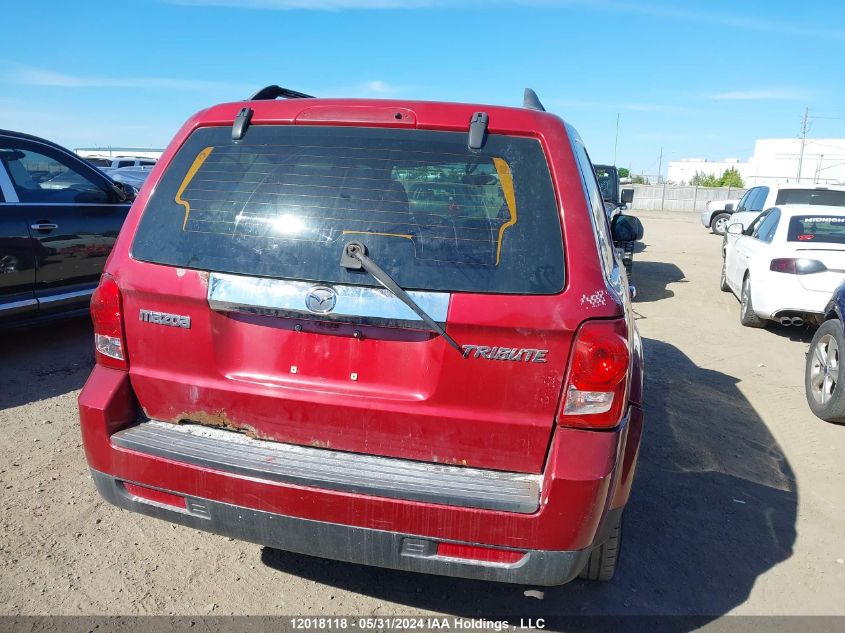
top-left (1, 211), bottom-right (843, 625)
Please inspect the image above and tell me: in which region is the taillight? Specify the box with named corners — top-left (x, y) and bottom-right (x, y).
top-left (90, 273), bottom-right (128, 370)
top-left (557, 319), bottom-right (629, 429)
top-left (770, 258), bottom-right (827, 274)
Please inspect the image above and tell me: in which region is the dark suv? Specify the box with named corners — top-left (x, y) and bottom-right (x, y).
top-left (79, 87), bottom-right (645, 585)
top-left (0, 130), bottom-right (133, 327)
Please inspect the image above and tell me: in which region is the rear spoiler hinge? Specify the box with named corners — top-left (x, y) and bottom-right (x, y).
top-left (234, 85), bottom-right (314, 140)
top-left (468, 112), bottom-right (489, 150)
top-left (232, 107), bottom-right (253, 141)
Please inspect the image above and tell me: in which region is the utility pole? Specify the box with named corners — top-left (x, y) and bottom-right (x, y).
top-left (797, 107), bottom-right (809, 181)
top-left (656, 147), bottom-right (663, 184)
top-left (613, 112), bottom-right (620, 166)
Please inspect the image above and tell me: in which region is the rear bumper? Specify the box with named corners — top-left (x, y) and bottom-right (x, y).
top-left (751, 276), bottom-right (835, 320)
top-left (79, 365), bottom-right (644, 585)
top-left (92, 469), bottom-right (599, 585)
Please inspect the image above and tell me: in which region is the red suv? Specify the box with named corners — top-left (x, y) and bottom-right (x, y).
top-left (79, 86), bottom-right (645, 585)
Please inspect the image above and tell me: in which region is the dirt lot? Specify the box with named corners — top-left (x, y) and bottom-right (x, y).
top-left (1, 211), bottom-right (843, 624)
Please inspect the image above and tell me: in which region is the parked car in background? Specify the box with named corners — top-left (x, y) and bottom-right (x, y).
top-left (79, 86), bottom-right (645, 586)
top-left (103, 165), bottom-right (154, 191)
top-left (722, 205), bottom-right (845, 328)
top-left (594, 164), bottom-right (641, 280)
top-left (700, 197), bottom-right (741, 235)
top-left (805, 282), bottom-right (845, 423)
top-left (594, 164), bottom-right (634, 222)
top-left (0, 129), bottom-right (133, 327)
top-left (720, 183), bottom-right (845, 235)
top-left (85, 156), bottom-right (157, 169)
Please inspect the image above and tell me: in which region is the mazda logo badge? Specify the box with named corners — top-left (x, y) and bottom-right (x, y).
top-left (305, 285), bottom-right (337, 314)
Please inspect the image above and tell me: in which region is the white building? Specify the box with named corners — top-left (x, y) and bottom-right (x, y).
top-left (668, 157), bottom-right (744, 185)
top-left (668, 138), bottom-right (845, 186)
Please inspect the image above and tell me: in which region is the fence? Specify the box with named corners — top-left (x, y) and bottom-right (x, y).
top-left (628, 184), bottom-right (747, 213)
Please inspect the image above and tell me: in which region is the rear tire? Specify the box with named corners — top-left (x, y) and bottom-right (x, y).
top-left (711, 213), bottom-right (730, 235)
top-left (740, 276), bottom-right (765, 328)
top-left (805, 319), bottom-right (845, 423)
top-left (578, 513), bottom-right (622, 582)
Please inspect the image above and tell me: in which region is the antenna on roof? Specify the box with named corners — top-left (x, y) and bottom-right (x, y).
top-left (523, 88), bottom-right (546, 112)
top-left (248, 85), bottom-right (315, 101)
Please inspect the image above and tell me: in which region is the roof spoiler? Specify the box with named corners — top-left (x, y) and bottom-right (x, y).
top-left (234, 85), bottom-right (314, 140)
top-left (523, 88), bottom-right (546, 112)
top-left (248, 85), bottom-right (315, 100)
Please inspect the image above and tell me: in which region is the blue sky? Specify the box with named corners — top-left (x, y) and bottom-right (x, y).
top-left (2, 0), bottom-right (843, 176)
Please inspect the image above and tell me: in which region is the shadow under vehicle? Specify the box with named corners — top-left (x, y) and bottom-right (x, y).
top-left (632, 260), bottom-right (687, 303)
top-left (262, 338), bottom-right (796, 631)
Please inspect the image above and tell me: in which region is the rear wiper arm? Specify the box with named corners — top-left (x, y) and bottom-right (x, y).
top-left (340, 241), bottom-right (463, 355)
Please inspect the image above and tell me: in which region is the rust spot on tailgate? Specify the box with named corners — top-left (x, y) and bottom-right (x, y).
top-left (163, 410), bottom-right (264, 440)
top-left (159, 410), bottom-right (335, 450)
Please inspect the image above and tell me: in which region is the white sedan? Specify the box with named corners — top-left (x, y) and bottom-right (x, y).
top-left (722, 205), bottom-right (845, 328)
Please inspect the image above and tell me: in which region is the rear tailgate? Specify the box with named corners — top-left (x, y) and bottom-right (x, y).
top-left (123, 123), bottom-right (575, 474)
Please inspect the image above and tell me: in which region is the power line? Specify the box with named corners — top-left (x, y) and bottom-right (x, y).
top-left (818, 160), bottom-right (845, 172)
top-left (799, 140), bottom-right (845, 151)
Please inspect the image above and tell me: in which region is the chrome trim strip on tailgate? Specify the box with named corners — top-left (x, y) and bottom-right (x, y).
top-left (111, 421), bottom-right (542, 514)
top-left (207, 272), bottom-right (450, 330)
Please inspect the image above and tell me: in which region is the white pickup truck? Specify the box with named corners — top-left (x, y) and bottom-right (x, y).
top-left (700, 198), bottom-right (741, 235)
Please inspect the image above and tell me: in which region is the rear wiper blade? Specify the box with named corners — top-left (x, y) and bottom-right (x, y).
top-left (340, 241), bottom-right (463, 355)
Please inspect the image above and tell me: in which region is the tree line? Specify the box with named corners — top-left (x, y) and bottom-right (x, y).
top-left (689, 167), bottom-right (744, 188)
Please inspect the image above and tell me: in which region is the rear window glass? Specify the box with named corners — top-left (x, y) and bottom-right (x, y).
top-left (787, 215), bottom-right (845, 244)
top-left (776, 189), bottom-right (845, 206)
top-left (132, 125), bottom-right (563, 294)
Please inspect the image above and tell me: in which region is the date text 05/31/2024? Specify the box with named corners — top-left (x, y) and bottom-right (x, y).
top-left (289, 618), bottom-right (547, 630)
